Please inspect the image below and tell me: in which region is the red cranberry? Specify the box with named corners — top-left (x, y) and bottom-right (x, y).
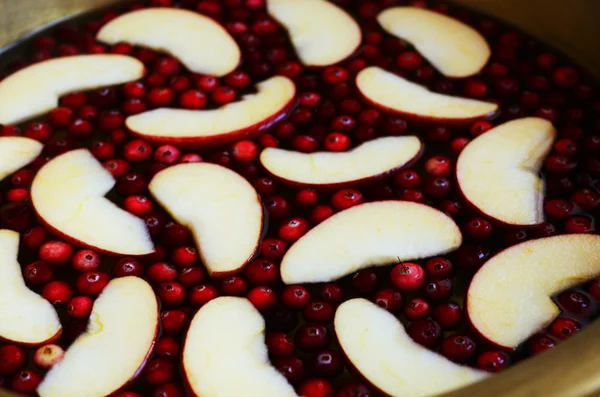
top-left (477, 351), bottom-right (511, 373)
top-left (46, 107), bottom-right (72, 128)
top-left (0, 345), bottom-right (27, 376)
top-left (295, 324), bottom-right (331, 351)
top-left (103, 159), bottom-right (130, 179)
top-left (424, 278), bottom-right (453, 301)
top-left (331, 189), bottom-right (364, 210)
top-left (549, 317), bottom-right (581, 340)
top-left (424, 257), bottom-right (454, 279)
top-left (67, 296), bottom-right (93, 318)
top-left (260, 238), bottom-right (288, 260)
top-left (382, 116), bottom-right (408, 135)
top-left (352, 269), bottom-right (379, 296)
top-left (247, 286), bottom-right (277, 311)
top-left (335, 382), bottom-right (372, 397)
top-left (22, 227), bottom-right (48, 250)
top-left (299, 378), bottom-right (333, 397)
top-left (76, 271), bottom-right (110, 296)
top-left (528, 333), bottom-right (557, 355)
top-left (112, 257), bottom-right (144, 278)
top-left (0, 202), bottom-right (33, 233)
top-left (275, 356), bottom-right (306, 383)
top-left (565, 216), bottom-right (594, 233)
top-left (324, 132), bottom-right (351, 151)
top-left (42, 281), bottom-right (73, 305)
top-left (171, 247), bottom-right (198, 268)
top-left (123, 195), bottom-right (153, 216)
top-left (11, 370), bottom-right (42, 395)
top-left (432, 302), bottom-right (463, 330)
top-left (310, 349), bottom-right (344, 378)
top-left (295, 189), bottom-right (319, 208)
top-left (320, 283), bottom-right (344, 303)
top-left (465, 217), bottom-right (493, 239)
top-left (266, 333), bottom-right (295, 357)
top-left (144, 358), bottom-right (175, 386)
top-left (23, 260), bottom-right (53, 286)
top-left (220, 276), bottom-right (248, 296)
top-left (279, 218), bottom-right (310, 242)
top-left (292, 135), bottom-right (320, 152)
top-left (310, 205), bottom-right (334, 224)
top-left (552, 66), bottom-right (579, 87)
top-left (245, 259), bottom-right (279, 286)
top-left (374, 289), bottom-right (403, 312)
top-left (178, 267), bottom-right (205, 288)
top-left (24, 122), bottom-right (52, 142)
top-left (440, 335), bottom-right (477, 363)
top-left (116, 172), bottom-right (148, 196)
top-left (189, 285), bottom-right (219, 307)
top-left (571, 189), bottom-right (600, 210)
top-left (558, 290), bottom-right (593, 314)
top-left (147, 262), bottom-right (178, 284)
top-left (160, 310), bottom-right (189, 335)
top-left (394, 169), bottom-right (421, 189)
top-left (264, 196), bottom-right (290, 220)
top-left (39, 240), bottom-right (73, 267)
top-left (212, 86), bottom-right (237, 105)
top-left (303, 301), bottom-right (335, 323)
top-left (407, 319), bottom-right (443, 348)
top-left (455, 245), bottom-right (490, 271)
top-left (124, 139), bottom-right (153, 162)
top-left (391, 262), bottom-right (425, 291)
top-left (231, 140), bottom-right (259, 162)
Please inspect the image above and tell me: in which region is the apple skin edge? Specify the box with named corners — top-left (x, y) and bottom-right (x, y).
top-left (0, 329), bottom-right (62, 349)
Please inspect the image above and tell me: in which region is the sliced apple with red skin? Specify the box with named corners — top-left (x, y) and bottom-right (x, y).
top-left (126, 76), bottom-right (295, 149)
top-left (457, 118), bottom-right (556, 226)
top-left (467, 234), bottom-right (600, 350)
top-left (267, 0), bottom-right (361, 67)
top-left (97, 8), bottom-right (240, 76)
top-left (336, 299), bottom-right (488, 397)
top-left (183, 296), bottom-right (297, 397)
top-left (356, 67), bottom-right (498, 124)
top-left (0, 55), bottom-right (144, 125)
top-left (38, 276), bottom-right (158, 397)
top-left (260, 136), bottom-right (422, 189)
top-left (378, 7), bottom-right (490, 78)
top-left (281, 201), bottom-right (462, 284)
top-left (149, 163), bottom-right (263, 277)
top-left (0, 230), bottom-right (61, 346)
top-left (31, 149), bottom-right (154, 256)
top-left (0, 137), bottom-right (43, 181)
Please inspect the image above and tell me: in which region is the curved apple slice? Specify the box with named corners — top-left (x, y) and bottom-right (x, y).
top-left (467, 234), bottom-right (600, 350)
top-left (336, 299), bottom-right (488, 397)
top-left (126, 76), bottom-right (295, 148)
top-left (267, 0), bottom-right (361, 66)
top-left (183, 297), bottom-right (297, 397)
top-left (31, 149), bottom-right (154, 256)
top-left (378, 7), bottom-right (490, 78)
top-left (0, 230), bottom-right (61, 346)
top-left (0, 137), bottom-right (43, 181)
top-left (356, 67), bottom-right (498, 124)
top-left (260, 136), bottom-right (422, 188)
top-left (149, 163), bottom-right (263, 277)
top-left (457, 118), bottom-right (556, 226)
top-left (281, 201), bottom-right (462, 284)
top-left (38, 277), bottom-right (158, 397)
top-left (0, 55), bottom-right (144, 125)
top-left (97, 8), bottom-right (240, 76)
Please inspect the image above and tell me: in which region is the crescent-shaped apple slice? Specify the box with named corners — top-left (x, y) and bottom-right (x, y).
top-left (0, 230), bottom-right (61, 346)
top-left (378, 7), bottom-right (490, 78)
top-left (0, 137), bottom-right (43, 181)
top-left (336, 299), bottom-right (488, 397)
top-left (260, 136), bottom-right (422, 188)
top-left (356, 67), bottom-right (498, 124)
top-left (149, 163), bottom-right (263, 277)
top-left (31, 149), bottom-right (154, 256)
top-left (0, 55), bottom-right (144, 125)
top-left (266, 0), bottom-right (361, 66)
top-left (126, 76), bottom-right (295, 148)
top-left (38, 277), bottom-right (158, 397)
top-left (281, 201), bottom-right (462, 284)
top-left (457, 118), bottom-right (556, 226)
top-left (467, 234), bottom-right (600, 350)
top-left (97, 8), bottom-right (240, 76)
top-left (183, 297), bottom-right (298, 397)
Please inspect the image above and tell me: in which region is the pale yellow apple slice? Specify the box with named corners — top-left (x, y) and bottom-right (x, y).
top-left (267, 0), bottom-right (361, 66)
top-left (0, 137), bottom-right (43, 181)
top-left (336, 299), bottom-right (488, 397)
top-left (183, 297), bottom-right (297, 397)
top-left (467, 234), bottom-right (600, 350)
top-left (281, 201), bottom-right (462, 284)
top-left (356, 67), bottom-right (497, 123)
top-left (0, 230), bottom-right (61, 346)
top-left (31, 149), bottom-right (154, 256)
top-left (0, 55), bottom-right (144, 125)
top-left (38, 277), bottom-right (158, 397)
top-left (149, 163), bottom-right (263, 277)
top-left (457, 118), bottom-right (556, 226)
top-left (97, 8), bottom-right (240, 76)
top-left (378, 7), bottom-right (490, 78)
top-left (126, 76), bottom-right (295, 148)
top-left (260, 136), bottom-right (422, 188)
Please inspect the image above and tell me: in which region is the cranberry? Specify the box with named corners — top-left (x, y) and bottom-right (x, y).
top-left (147, 262), bottom-right (178, 284)
top-left (67, 296), bottom-right (93, 318)
top-left (260, 238), bottom-right (288, 260)
top-left (310, 205), bottom-right (334, 224)
top-left (382, 116), bottom-right (408, 135)
top-left (391, 262), bottom-right (425, 291)
top-left (275, 356), bottom-right (306, 383)
top-left (264, 196), bottom-right (290, 219)
top-left (189, 285), bottom-right (219, 307)
top-left (144, 358), bottom-right (175, 386)
top-left (11, 370), bottom-right (42, 395)
top-left (266, 332), bottom-right (295, 357)
top-left (246, 286), bottom-right (277, 312)
top-left (303, 301), bottom-right (335, 323)
top-left (123, 195), bottom-right (153, 216)
top-left (22, 227), bottom-right (48, 250)
top-left (465, 218), bottom-right (493, 239)
top-left (24, 122), bottom-right (52, 142)
top-left (549, 317), bottom-right (581, 340)
top-left (319, 283), bottom-right (344, 304)
top-left (160, 310), bottom-right (189, 335)
top-left (23, 260), bottom-right (53, 286)
top-left (220, 276), bottom-right (248, 296)
top-left (374, 289), bottom-right (403, 312)
top-left (424, 278), bottom-right (453, 301)
top-left (292, 135), bottom-right (320, 152)
top-left (42, 281), bottom-right (73, 305)
top-left (352, 269), bottom-right (379, 296)
top-left (455, 244), bottom-right (490, 271)
top-left (565, 216), bottom-right (594, 233)
top-left (528, 333), bottom-right (557, 355)
top-left (544, 199), bottom-right (575, 219)
top-left (0, 202), bottom-right (33, 232)
top-left (324, 132), bottom-right (351, 151)
top-left (171, 246), bottom-right (198, 268)
top-left (310, 349), bottom-right (344, 378)
top-left (432, 302), bottom-right (463, 330)
top-left (0, 345), bottom-right (26, 376)
top-left (571, 189), bottom-right (600, 210)
top-left (477, 351), bottom-right (511, 372)
top-left (112, 257), bottom-right (144, 278)
top-left (552, 66), bottom-right (579, 87)
top-left (407, 319), bottom-right (443, 348)
top-left (295, 324), bottom-right (331, 351)
top-left (331, 189), bottom-right (364, 210)
top-left (424, 257), bottom-right (454, 279)
top-left (123, 81), bottom-right (146, 98)
top-left (39, 240), bottom-right (73, 267)
top-left (335, 382), bottom-right (372, 397)
top-left (440, 335), bottom-right (477, 363)
top-left (231, 140), bottom-right (259, 162)
top-left (295, 189), bottom-right (319, 208)
top-left (558, 290), bottom-right (593, 314)
top-left (124, 139), bottom-right (153, 163)
top-left (279, 218), bottom-right (310, 242)
top-left (299, 378), bottom-right (333, 397)
top-left (394, 169), bottom-right (421, 188)
top-left (76, 271), bottom-right (110, 296)
top-left (116, 172), bottom-right (148, 196)
top-left (178, 267), bottom-right (205, 288)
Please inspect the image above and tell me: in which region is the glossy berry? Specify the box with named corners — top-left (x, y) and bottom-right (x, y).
top-left (477, 351), bottom-right (511, 372)
top-left (42, 281), bottom-right (73, 305)
top-left (39, 240), bottom-right (74, 267)
top-left (295, 324), bottom-right (331, 351)
top-left (298, 378), bottom-right (333, 397)
top-left (160, 310), bottom-right (189, 335)
top-left (123, 195), bottom-right (153, 216)
top-left (549, 317), bottom-right (581, 340)
top-left (112, 257), bottom-right (144, 278)
top-left (275, 355), bottom-right (306, 383)
top-left (528, 333), bottom-right (557, 355)
top-left (171, 247), bottom-right (198, 268)
top-left (558, 290), bottom-right (593, 314)
top-left (424, 257), bottom-right (454, 279)
top-left (0, 345), bottom-right (26, 376)
top-left (247, 286), bottom-right (277, 311)
top-left (374, 289), bottom-right (403, 312)
top-left (404, 298), bottom-right (431, 320)
top-left (279, 218), bottom-right (310, 242)
top-left (75, 271), bottom-right (110, 296)
top-left (144, 358), bottom-right (175, 386)
top-left (158, 282), bottom-right (187, 306)
top-left (320, 283), bottom-right (344, 303)
top-left (303, 301), bottom-right (335, 323)
top-left (352, 269), bottom-right (379, 296)
top-left (310, 349), bottom-right (344, 378)
top-left (23, 260), bottom-right (53, 286)
top-left (67, 296), bottom-right (93, 318)
top-left (331, 189), bottom-right (364, 210)
top-left (220, 276), bottom-right (248, 296)
top-left (260, 238), bottom-right (288, 260)
top-left (11, 370), bottom-right (42, 395)
top-left (189, 285), bottom-right (219, 307)
top-left (432, 302), bottom-right (463, 330)
top-left (266, 333), bottom-right (295, 357)
top-left (178, 267), bottom-right (205, 288)
top-left (391, 262), bottom-right (425, 291)
top-left (147, 262), bottom-right (178, 284)
top-left (465, 218), bottom-right (493, 239)
top-left (231, 140), bottom-right (259, 162)
top-left (407, 319), bottom-right (443, 348)
top-left (424, 278), bottom-right (453, 301)
top-left (440, 335), bottom-right (477, 363)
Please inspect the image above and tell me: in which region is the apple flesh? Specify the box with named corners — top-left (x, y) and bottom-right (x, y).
top-left (378, 7), bottom-right (490, 78)
top-left (0, 55), bottom-right (144, 125)
top-left (149, 163), bottom-right (263, 277)
top-left (267, 0), bottom-right (361, 67)
top-left (336, 299), bottom-right (488, 397)
top-left (183, 296), bottom-right (297, 397)
top-left (126, 76), bottom-right (295, 148)
top-left (38, 276), bottom-right (158, 397)
top-left (467, 234), bottom-right (600, 350)
top-left (0, 230), bottom-right (61, 346)
top-left (260, 136), bottom-right (422, 189)
top-left (0, 137), bottom-right (43, 182)
top-left (457, 117), bottom-right (556, 226)
top-left (356, 67), bottom-right (498, 124)
top-left (281, 201), bottom-right (462, 284)
top-left (97, 8), bottom-right (240, 77)
top-left (31, 149), bottom-right (154, 256)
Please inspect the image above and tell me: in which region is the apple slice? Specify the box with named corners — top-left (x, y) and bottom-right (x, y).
top-left (0, 55), bottom-right (144, 125)
top-left (281, 201), bottom-right (462, 284)
top-left (149, 163), bottom-right (263, 277)
top-left (126, 76), bottom-right (295, 148)
top-left (266, 0), bottom-right (361, 66)
top-left (260, 136), bottom-right (422, 188)
top-left (97, 8), bottom-right (240, 76)
top-left (0, 137), bottom-right (43, 182)
top-left (183, 296), bottom-right (297, 397)
top-left (38, 277), bottom-right (158, 397)
top-left (356, 67), bottom-right (498, 124)
top-left (0, 230), bottom-right (61, 346)
top-left (457, 117), bottom-right (556, 226)
top-left (31, 149), bottom-right (154, 256)
top-left (467, 234), bottom-right (600, 350)
top-left (378, 7), bottom-right (490, 78)
top-left (336, 298), bottom-right (488, 397)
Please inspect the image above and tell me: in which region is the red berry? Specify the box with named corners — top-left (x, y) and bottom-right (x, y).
top-left (470, 121), bottom-right (493, 137)
top-left (407, 319), bottom-right (442, 348)
top-left (266, 333), bottom-right (295, 357)
top-left (76, 271), bottom-right (110, 296)
top-left (298, 378), bottom-right (333, 397)
top-left (322, 66), bottom-right (349, 84)
top-left (331, 189), bottom-right (364, 210)
top-left (123, 195), bottom-right (153, 216)
top-left (147, 262), bottom-right (178, 284)
top-left (391, 262), bottom-right (425, 291)
top-left (147, 87), bottom-right (175, 107)
top-left (440, 335), bottom-right (477, 363)
top-left (245, 259), bottom-right (280, 286)
top-left (11, 370), bottom-right (42, 395)
top-left (154, 145), bottom-right (181, 164)
top-left (247, 286), bottom-right (277, 311)
top-left (189, 285), bottom-right (219, 307)
top-left (161, 310), bottom-right (189, 335)
top-left (432, 302), bottom-right (463, 330)
top-left (352, 269), bottom-right (379, 296)
top-left (178, 267), bottom-right (205, 288)
top-left (124, 139), bottom-right (153, 162)
top-left (23, 260), bottom-right (53, 286)
top-left (320, 283), bottom-right (344, 303)
top-left (144, 358), bottom-right (175, 386)
top-left (424, 156), bottom-right (452, 177)
top-left (424, 257), bottom-right (454, 279)
top-left (212, 86), bottom-right (237, 105)
top-left (260, 238), bottom-right (288, 260)
top-left (42, 281), bottom-right (73, 305)
top-left (220, 276), bottom-right (248, 296)
top-left (477, 351), bottom-right (511, 372)
top-left (374, 289), bottom-right (403, 312)
top-left (158, 282), bottom-right (187, 306)
top-left (295, 324), bottom-right (331, 351)
top-left (310, 205), bottom-right (334, 224)
top-left (558, 290), bottom-right (593, 314)
top-left (103, 159), bottom-right (130, 179)
top-left (282, 285), bottom-right (311, 309)
top-left (324, 132), bottom-right (351, 151)
top-left (465, 218), bottom-right (493, 239)
top-left (274, 355), bottom-right (306, 383)
top-left (171, 246), bottom-right (198, 268)
top-left (155, 336), bottom-right (181, 359)
top-left (552, 66), bottom-right (579, 87)
top-left (0, 345), bottom-right (27, 376)
top-left (22, 227), bottom-right (48, 250)
top-left (71, 249), bottom-right (100, 272)
top-left (231, 140), bottom-right (259, 162)
top-left (396, 51), bottom-right (423, 70)
top-left (394, 169), bottom-right (421, 188)
top-left (112, 257), bottom-right (144, 278)
top-left (310, 349), bottom-right (344, 378)
top-left (549, 317), bottom-right (581, 340)
top-left (303, 301), bottom-right (335, 323)
top-left (279, 218), bottom-right (310, 242)
top-left (528, 333), bottom-right (557, 355)
top-left (67, 296), bottom-right (93, 318)
top-left (39, 240), bottom-right (74, 267)
top-left (424, 278), bottom-right (453, 301)
top-left (565, 216), bottom-right (594, 233)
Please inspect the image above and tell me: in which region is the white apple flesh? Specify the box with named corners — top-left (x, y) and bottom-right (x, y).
top-left (281, 201), bottom-right (462, 284)
top-left (31, 149), bottom-right (154, 256)
top-left (183, 297), bottom-right (298, 397)
top-left (0, 137), bottom-right (43, 181)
